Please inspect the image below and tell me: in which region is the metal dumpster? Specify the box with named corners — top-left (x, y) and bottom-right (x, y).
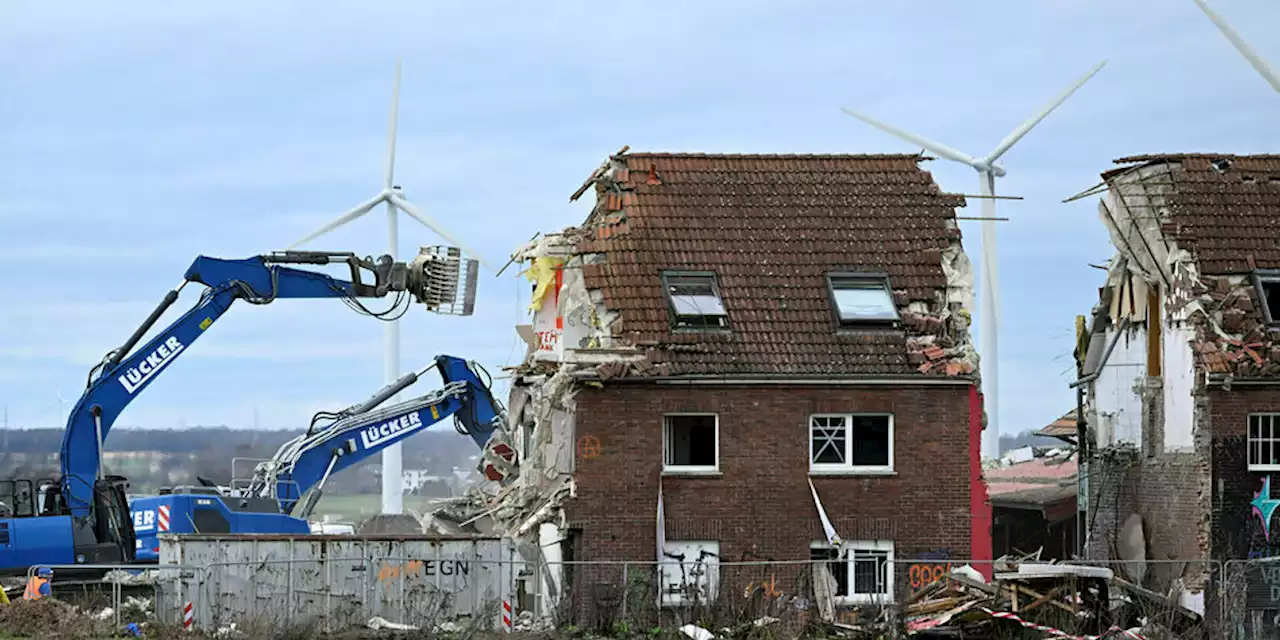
top-left (157, 533), bottom-right (517, 632)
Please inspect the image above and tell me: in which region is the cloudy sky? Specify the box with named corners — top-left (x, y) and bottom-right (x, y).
top-left (1, 1), bottom-right (1277, 439)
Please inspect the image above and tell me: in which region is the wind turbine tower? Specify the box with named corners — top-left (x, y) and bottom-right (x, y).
top-left (291, 60), bottom-right (491, 515)
top-left (1194, 0), bottom-right (1280, 94)
top-left (841, 61), bottom-right (1106, 460)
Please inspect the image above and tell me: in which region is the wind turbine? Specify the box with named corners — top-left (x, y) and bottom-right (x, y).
top-left (290, 59), bottom-right (492, 515)
top-left (841, 61), bottom-right (1106, 461)
top-left (1194, 0), bottom-right (1280, 94)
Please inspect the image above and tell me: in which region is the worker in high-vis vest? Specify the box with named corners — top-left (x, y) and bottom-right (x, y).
top-left (23, 568), bottom-right (52, 601)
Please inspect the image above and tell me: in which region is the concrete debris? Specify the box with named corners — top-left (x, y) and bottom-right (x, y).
top-left (679, 623), bottom-right (716, 640)
top-left (366, 616), bottom-right (417, 631)
top-left (101, 569), bottom-right (153, 585)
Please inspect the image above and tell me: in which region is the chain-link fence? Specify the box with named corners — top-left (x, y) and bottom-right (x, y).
top-left (20, 555), bottom-right (1243, 636)
top-left (1223, 558), bottom-right (1280, 640)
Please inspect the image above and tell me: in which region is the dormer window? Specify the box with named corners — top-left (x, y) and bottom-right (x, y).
top-left (662, 272), bottom-right (728, 330)
top-left (1254, 270), bottom-right (1280, 327)
top-left (827, 273), bottom-right (899, 326)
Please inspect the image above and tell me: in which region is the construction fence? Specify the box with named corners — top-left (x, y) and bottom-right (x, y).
top-left (23, 556), bottom-right (1248, 637)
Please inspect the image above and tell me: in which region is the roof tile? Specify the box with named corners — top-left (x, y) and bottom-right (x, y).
top-left (571, 152), bottom-right (971, 377)
top-left (1106, 154), bottom-right (1280, 274)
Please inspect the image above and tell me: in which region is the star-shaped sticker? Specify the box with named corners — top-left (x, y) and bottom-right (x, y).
top-left (1254, 476), bottom-right (1280, 542)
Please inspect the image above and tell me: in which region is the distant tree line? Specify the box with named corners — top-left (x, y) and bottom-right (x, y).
top-left (0, 427), bottom-right (482, 494)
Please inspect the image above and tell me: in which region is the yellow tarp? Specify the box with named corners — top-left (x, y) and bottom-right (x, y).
top-left (0, 584), bottom-right (9, 604)
top-left (523, 256), bottom-right (565, 312)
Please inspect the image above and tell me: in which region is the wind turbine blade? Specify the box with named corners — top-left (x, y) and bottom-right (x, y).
top-left (385, 59), bottom-right (403, 190)
top-left (985, 60), bottom-right (1107, 165)
top-left (840, 107), bottom-right (980, 168)
top-left (1194, 0), bottom-right (1280, 94)
top-left (288, 194), bottom-right (385, 249)
top-left (390, 194), bottom-right (495, 271)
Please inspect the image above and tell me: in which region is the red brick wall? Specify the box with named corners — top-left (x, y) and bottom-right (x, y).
top-left (565, 383), bottom-right (984, 572)
top-left (1209, 386), bottom-right (1280, 561)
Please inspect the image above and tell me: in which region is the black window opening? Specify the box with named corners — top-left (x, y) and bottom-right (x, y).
top-left (827, 274), bottom-right (899, 326)
top-left (664, 414), bottom-right (718, 470)
top-left (662, 272), bottom-right (729, 330)
top-left (849, 415), bottom-right (891, 467)
top-left (1257, 271), bottom-right (1280, 326)
top-left (810, 546), bottom-right (849, 596)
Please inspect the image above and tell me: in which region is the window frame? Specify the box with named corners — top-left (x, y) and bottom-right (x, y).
top-left (1248, 413), bottom-right (1280, 472)
top-left (663, 413), bottom-right (720, 475)
top-left (660, 271), bottom-right (730, 331)
top-left (810, 540), bottom-right (895, 605)
top-left (808, 413), bottom-right (895, 475)
top-left (1252, 269), bottom-right (1280, 328)
top-left (825, 272), bottom-right (900, 328)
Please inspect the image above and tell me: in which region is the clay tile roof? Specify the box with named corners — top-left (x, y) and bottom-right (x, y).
top-left (1105, 154), bottom-right (1280, 274)
top-left (1034, 409), bottom-right (1078, 440)
top-left (575, 151), bottom-right (972, 377)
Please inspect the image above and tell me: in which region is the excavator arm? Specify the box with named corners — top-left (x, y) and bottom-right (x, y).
top-left (22, 247), bottom-right (477, 571)
top-left (246, 354), bottom-right (505, 516)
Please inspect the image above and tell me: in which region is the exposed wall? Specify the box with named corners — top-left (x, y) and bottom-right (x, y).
top-left (565, 382), bottom-right (983, 597)
top-left (1089, 326), bottom-right (1147, 448)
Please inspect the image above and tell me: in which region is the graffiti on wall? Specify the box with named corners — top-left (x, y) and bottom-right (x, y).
top-left (1254, 476), bottom-right (1280, 542)
top-left (377, 559), bottom-right (471, 585)
top-left (908, 549), bottom-right (954, 591)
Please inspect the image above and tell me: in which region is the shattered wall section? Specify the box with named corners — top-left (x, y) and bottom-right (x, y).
top-left (905, 230), bottom-right (981, 379)
top-left (1081, 160), bottom-right (1216, 605)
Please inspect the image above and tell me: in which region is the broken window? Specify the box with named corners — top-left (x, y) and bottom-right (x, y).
top-left (811, 541), bottom-right (894, 604)
top-left (1254, 270), bottom-right (1280, 326)
top-left (664, 414), bottom-right (718, 473)
top-left (810, 414), bottom-right (893, 472)
top-left (661, 272), bottom-right (729, 330)
top-left (1249, 414), bottom-right (1280, 471)
top-left (827, 273), bottom-right (899, 326)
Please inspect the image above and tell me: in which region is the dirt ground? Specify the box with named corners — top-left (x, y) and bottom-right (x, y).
top-left (0, 599), bottom-right (117, 639)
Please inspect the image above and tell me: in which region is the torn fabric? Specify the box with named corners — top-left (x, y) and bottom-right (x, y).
top-left (524, 256), bottom-right (565, 312)
top-left (808, 478), bottom-right (841, 547)
top-left (657, 479), bottom-right (667, 562)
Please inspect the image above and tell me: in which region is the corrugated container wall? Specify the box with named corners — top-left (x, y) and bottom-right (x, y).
top-left (158, 534), bottom-right (517, 632)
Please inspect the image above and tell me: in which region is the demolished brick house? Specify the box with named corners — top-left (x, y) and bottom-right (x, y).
top-left (477, 151), bottom-right (994, 617)
top-left (1073, 154), bottom-right (1280, 624)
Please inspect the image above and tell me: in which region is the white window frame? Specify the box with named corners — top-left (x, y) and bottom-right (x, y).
top-left (810, 540), bottom-right (895, 605)
top-left (1251, 270), bottom-right (1280, 327)
top-left (1249, 413), bottom-right (1280, 472)
top-left (826, 272), bottom-right (900, 326)
top-left (663, 413), bottom-right (720, 475)
top-left (661, 271), bottom-right (730, 330)
top-left (809, 413), bottom-right (894, 474)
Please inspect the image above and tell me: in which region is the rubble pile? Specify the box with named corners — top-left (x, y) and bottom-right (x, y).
top-left (831, 555), bottom-right (1205, 639)
top-left (1191, 275), bottom-right (1280, 378)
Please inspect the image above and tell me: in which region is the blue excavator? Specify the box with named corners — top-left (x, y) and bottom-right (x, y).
top-left (0, 246), bottom-right (483, 575)
top-left (128, 353), bottom-right (507, 562)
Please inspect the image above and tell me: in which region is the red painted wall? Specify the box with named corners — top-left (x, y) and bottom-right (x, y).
top-left (969, 387), bottom-right (993, 579)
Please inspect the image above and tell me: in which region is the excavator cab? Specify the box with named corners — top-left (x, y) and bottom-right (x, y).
top-left (74, 476), bottom-right (135, 565)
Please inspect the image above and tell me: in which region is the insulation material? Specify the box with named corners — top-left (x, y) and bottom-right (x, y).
top-left (941, 243), bottom-right (975, 310)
